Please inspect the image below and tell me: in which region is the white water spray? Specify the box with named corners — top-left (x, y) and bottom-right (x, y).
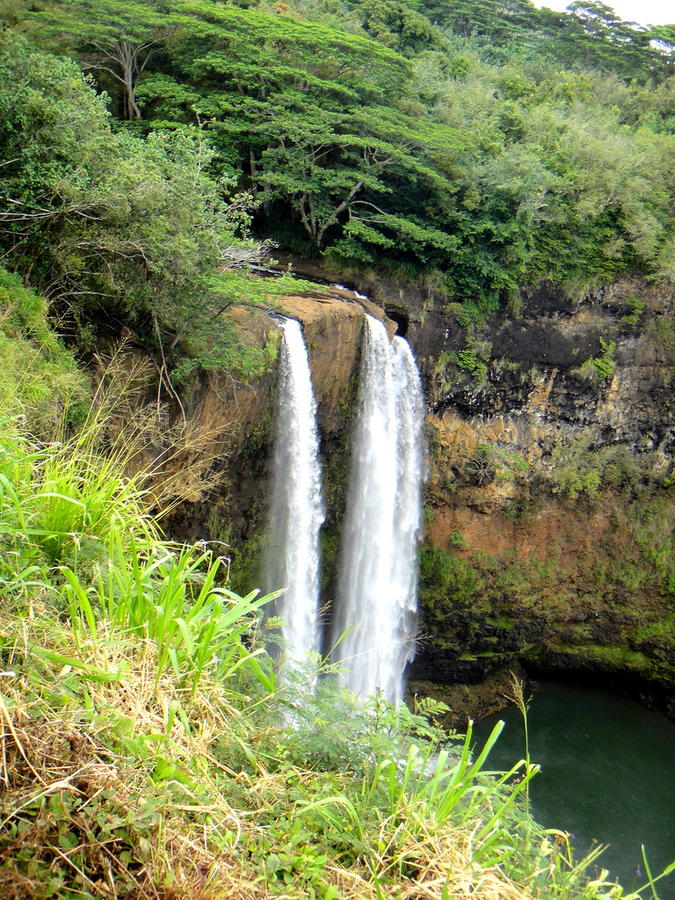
top-left (332, 315), bottom-right (425, 704)
top-left (264, 318), bottom-right (324, 671)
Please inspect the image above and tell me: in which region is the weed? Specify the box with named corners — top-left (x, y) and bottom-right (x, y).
top-left (464, 442), bottom-right (528, 486)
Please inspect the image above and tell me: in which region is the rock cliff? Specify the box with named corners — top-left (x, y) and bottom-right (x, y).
top-left (158, 270), bottom-right (673, 721)
top-left (341, 271), bottom-right (673, 719)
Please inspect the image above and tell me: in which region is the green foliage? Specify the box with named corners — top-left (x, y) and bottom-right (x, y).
top-left (0, 267), bottom-right (88, 432)
top-left (548, 433), bottom-right (644, 500)
top-left (620, 292), bottom-right (646, 326)
top-left (419, 543), bottom-right (485, 626)
top-left (279, 677), bottom-right (446, 773)
top-left (420, 0), bottom-right (670, 83)
top-left (0, 31), bottom-right (272, 372)
top-left (0, 417), bottom-right (155, 570)
top-left (629, 497), bottom-right (675, 594)
top-left (0, 406), bottom-right (278, 685)
top-left (457, 343), bottom-right (489, 379)
top-left (4, 0), bottom-right (675, 338)
top-left (64, 542), bottom-right (277, 695)
top-left (579, 337), bottom-right (617, 381)
top-left (0, 777), bottom-right (170, 897)
top-left (24, 0), bottom-right (180, 119)
top-left (0, 28), bottom-right (350, 381)
top-left (432, 335), bottom-right (495, 388)
top-left (464, 442), bottom-right (528, 486)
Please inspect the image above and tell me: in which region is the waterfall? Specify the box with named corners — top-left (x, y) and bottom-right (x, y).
top-left (332, 315), bottom-right (425, 704)
top-left (264, 318), bottom-right (324, 672)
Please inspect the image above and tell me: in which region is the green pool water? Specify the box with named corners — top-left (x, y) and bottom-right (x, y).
top-left (473, 680), bottom-right (675, 897)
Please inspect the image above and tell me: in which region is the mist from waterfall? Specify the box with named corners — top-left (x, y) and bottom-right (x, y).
top-left (332, 314), bottom-right (425, 704)
top-left (264, 318), bottom-right (324, 672)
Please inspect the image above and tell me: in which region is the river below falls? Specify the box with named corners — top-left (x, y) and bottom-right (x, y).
top-left (473, 680), bottom-right (675, 897)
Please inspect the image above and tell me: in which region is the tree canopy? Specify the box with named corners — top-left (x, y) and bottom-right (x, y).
top-left (0, 30), bottom-right (258, 356)
top-left (2, 0), bottom-right (673, 331)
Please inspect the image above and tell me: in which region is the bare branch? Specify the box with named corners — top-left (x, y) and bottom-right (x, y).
top-left (350, 199), bottom-right (388, 217)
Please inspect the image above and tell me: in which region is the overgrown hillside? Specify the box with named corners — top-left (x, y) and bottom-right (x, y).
top-left (1, 0), bottom-right (674, 352)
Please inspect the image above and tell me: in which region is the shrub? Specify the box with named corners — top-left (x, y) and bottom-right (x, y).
top-left (0, 267), bottom-right (87, 432)
top-left (548, 433), bottom-right (646, 500)
top-left (464, 443), bottom-right (528, 486)
top-left (578, 337), bottom-right (616, 381)
top-left (620, 292), bottom-right (646, 326)
top-left (419, 543), bottom-right (485, 625)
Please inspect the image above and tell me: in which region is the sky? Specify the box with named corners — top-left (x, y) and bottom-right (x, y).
top-left (531, 0), bottom-right (673, 27)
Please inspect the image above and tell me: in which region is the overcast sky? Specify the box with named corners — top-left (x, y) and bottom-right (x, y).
top-left (531, 0), bottom-right (673, 27)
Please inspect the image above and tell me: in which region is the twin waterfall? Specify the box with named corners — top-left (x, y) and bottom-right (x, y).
top-left (265, 313), bottom-right (424, 703)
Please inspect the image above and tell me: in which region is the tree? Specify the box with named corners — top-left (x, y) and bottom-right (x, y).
top-left (649, 24), bottom-right (675, 80)
top-left (133, 3), bottom-right (463, 255)
top-left (418, 0), bottom-right (541, 42)
top-left (25, 0), bottom-right (180, 118)
top-left (0, 32), bottom-right (257, 350)
top-left (352, 0), bottom-right (442, 55)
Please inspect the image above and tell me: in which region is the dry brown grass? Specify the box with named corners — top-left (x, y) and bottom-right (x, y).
top-left (0, 634), bottom-right (542, 900)
top-left (322, 816), bottom-right (538, 900)
top-left (0, 595), bottom-right (575, 900)
top-left (88, 344), bottom-right (234, 514)
top-left (0, 603), bottom-right (275, 900)
top-left (0, 679), bottom-right (274, 899)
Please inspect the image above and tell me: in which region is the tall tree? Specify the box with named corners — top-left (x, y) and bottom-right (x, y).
top-left (133, 3), bottom-right (463, 253)
top-left (0, 31), bottom-right (255, 349)
top-left (25, 0), bottom-right (180, 118)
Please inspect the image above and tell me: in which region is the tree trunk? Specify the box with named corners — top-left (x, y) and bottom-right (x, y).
top-left (124, 70), bottom-right (142, 119)
top-left (117, 40), bottom-right (142, 120)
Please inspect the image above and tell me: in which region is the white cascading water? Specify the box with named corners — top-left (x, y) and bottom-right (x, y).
top-left (264, 318), bottom-right (324, 672)
top-left (332, 314), bottom-right (425, 704)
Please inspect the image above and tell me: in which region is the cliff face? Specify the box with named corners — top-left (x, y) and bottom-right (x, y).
top-left (415, 279), bottom-right (672, 450)
top-left (159, 272), bottom-right (673, 719)
top-left (394, 276), bottom-right (672, 717)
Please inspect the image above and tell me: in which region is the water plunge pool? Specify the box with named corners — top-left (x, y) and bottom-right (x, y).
top-left (474, 680), bottom-right (675, 897)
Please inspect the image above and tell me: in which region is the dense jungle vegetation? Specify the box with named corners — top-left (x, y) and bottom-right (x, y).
top-left (1, 0), bottom-right (673, 367)
top-left (0, 0), bottom-right (674, 896)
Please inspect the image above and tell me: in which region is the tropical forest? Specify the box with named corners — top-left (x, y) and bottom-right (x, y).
top-left (0, 0), bottom-right (673, 896)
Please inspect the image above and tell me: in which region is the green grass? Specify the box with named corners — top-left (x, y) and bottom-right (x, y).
top-left (0, 266), bottom-right (88, 433)
top-left (2, 416), bottom-right (669, 899)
